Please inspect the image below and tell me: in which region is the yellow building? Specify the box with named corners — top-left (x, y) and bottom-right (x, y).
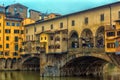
top-left (105, 20), bottom-right (120, 54)
top-left (0, 9), bottom-right (24, 59)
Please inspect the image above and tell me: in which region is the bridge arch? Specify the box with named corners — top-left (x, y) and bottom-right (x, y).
top-left (60, 53), bottom-right (112, 76)
top-left (95, 26), bottom-right (105, 48)
top-left (69, 30), bottom-right (79, 48)
top-left (20, 56), bottom-right (40, 71)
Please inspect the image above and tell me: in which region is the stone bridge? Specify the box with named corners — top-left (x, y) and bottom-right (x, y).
top-left (40, 47), bottom-right (120, 77)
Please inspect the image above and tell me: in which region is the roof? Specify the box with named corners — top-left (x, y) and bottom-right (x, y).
top-left (7, 3), bottom-right (28, 9)
top-left (25, 1), bottom-right (120, 27)
top-left (29, 9), bottom-right (41, 13)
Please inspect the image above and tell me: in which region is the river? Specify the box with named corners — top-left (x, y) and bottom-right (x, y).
top-left (0, 71), bottom-right (120, 80)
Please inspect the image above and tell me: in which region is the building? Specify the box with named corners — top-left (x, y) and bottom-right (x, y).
top-left (0, 5), bottom-right (24, 59)
top-left (24, 1), bottom-right (120, 55)
top-left (47, 13), bottom-right (61, 19)
top-left (105, 19), bottom-right (120, 54)
top-left (5, 3), bottom-right (28, 19)
top-left (29, 9), bottom-right (42, 21)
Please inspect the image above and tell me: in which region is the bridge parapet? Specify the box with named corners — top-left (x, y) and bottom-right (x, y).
top-left (68, 47), bottom-right (105, 54)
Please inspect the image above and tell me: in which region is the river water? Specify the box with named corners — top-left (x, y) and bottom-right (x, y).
top-left (0, 71), bottom-right (120, 80)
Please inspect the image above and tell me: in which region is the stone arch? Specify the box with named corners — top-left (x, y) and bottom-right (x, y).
top-left (60, 55), bottom-right (112, 76)
top-left (69, 30), bottom-right (79, 48)
top-left (81, 28), bottom-right (93, 48)
top-left (20, 56), bottom-right (40, 71)
top-left (95, 26), bottom-right (105, 48)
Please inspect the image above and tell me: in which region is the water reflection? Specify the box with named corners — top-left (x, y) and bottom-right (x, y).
top-left (0, 71), bottom-right (120, 80)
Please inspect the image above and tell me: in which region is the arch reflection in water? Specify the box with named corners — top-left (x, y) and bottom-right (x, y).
top-left (0, 71), bottom-right (120, 80)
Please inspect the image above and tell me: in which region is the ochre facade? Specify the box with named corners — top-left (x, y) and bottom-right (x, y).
top-left (24, 2), bottom-right (120, 54)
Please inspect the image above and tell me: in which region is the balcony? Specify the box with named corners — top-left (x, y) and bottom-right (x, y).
top-left (68, 47), bottom-right (105, 54)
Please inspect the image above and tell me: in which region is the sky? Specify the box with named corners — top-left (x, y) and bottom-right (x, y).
top-left (1, 0), bottom-right (119, 15)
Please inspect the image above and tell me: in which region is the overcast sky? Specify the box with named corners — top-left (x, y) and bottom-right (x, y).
top-left (1, 0), bottom-right (119, 15)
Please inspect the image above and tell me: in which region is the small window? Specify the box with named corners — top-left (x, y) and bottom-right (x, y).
top-left (0, 23), bottom-right (1, 26)
top-left (106, 32), bottom-right (115, 37)
top-left (14, 30), bottom-right (19, 34)
top-left (72, 20), bottom-right (75, 26)
top-left (41, 37), bottom-right (43, 40)
top-left (100, 14), bottom-right (104, 21)
top-left (5, 52), bottom-right (9, 56)
top-left (21, 30), bottom-right (24, 34)
top-left (85, 17), bottom-right (88, 24)
top-left (6, 44), bottom-right (9, 48)
top-left (118, 11), bottom-right (120, 19)
top-left (20, 8), bottom-right (23, 12)
top-left (6, 36), bottom-right (9, 40)
top-left (51, 24), bottom-right (53, 29)
top-left (6, 22), bottom-right (10, 26)
top-left (42, 26), bottom-right (44, 31)
top-left (45, 37), bottom-right (46, 40)
top-left (34, 27), bottom-right (36, 32)
top-left (16, 23), bottom-right (20, 26)
top-left (12, 23), bottom-right (15, 26)
top-left (60, 22), bottom-right (63, 28)
top-left (0, 45), bottom-right (2, 48)
top-left (50, 36), bottom-right (53, 40)
top-left (26, 29), bottom-right (28, 33)
top-left (5, 29), bottom-right (11, 33)
top-left (13, 52), bottom-right (18, 56)
top-left (15, 44), bottom-right (18, 51)
top-left (15, 36), bottom-right (18, 42)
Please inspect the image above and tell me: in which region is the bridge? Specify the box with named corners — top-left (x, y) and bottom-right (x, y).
top-left (38, 47), bottom-right (118, 77)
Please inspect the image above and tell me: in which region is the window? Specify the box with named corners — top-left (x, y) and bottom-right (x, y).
top-left (51, 24), bottom-right (53, 29)
top-left (5, 29), bottom-right (10, 33)
top-left (41, 37), bottom-right (43, 40)
top-left (26, 29), bottom-right (28, 33)
top-left (50, 36), bottom-right (53, 40)
top-left (60, 22), bottom-right (63, 28)
top-left (15, 44), bottom-right (18, 51)
top-left (118, 11), bottom-right (120, 19)
top-left (6, 36), bottom-right (9, 40)
top-left (15, 36), bottom-right (18, 42)
top-left (107, 32), bottom-right (115, 37)
top-left (72, 20), bottom-right (75, 26)
top-left (6, 22), bottom-right (10, 26)
top-left (32, 35), bottom-right (33, 40)
top-left (100, 14), bottom-right (104, 21)
top-left (85, 17), bottom-right (88, 24)
top-left (45, 37), bottom-right (46, 40)
top-left (21, 30), bottom-right (24, 34)
top-left (107, 43), bottom-right (115, 48)
top-left (20, 8), bottom-right (23, 12)
top-left (0, 45), bottom-right (2, 48)
top-left (0, 23), bottom-right (1, 26)
top-left (42, 26), bottom-right (44, 31)
top-left (12, 23), bottom-right (15, 26)
top-left (13, 52), bottom-right (18, 56)
top-left (16, 23), bottom-right (20, 26)
top-left (34, 27), bottom-right (36, 32)
top-left (117, 31), bottom-right (120, 36)
top-left (5, 52), bottom-right (9, 56)
top-left (0, 30), bottom-right (1, 33)
top-left (14, 30), bottom-right (19, 34)
top-left (6, 44), bottom-right (9, 48)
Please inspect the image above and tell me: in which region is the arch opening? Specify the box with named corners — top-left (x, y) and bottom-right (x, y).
top-left (96, 26), bottom-right (105, 48)
top-left (60, 56), bottom-right (109, 77)
top-left (69, 31), bottom-right (79, 48)
top-left (22, 57), bottom-right (40, 71)
top-left (81, 29), bottom-right (93, 48)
